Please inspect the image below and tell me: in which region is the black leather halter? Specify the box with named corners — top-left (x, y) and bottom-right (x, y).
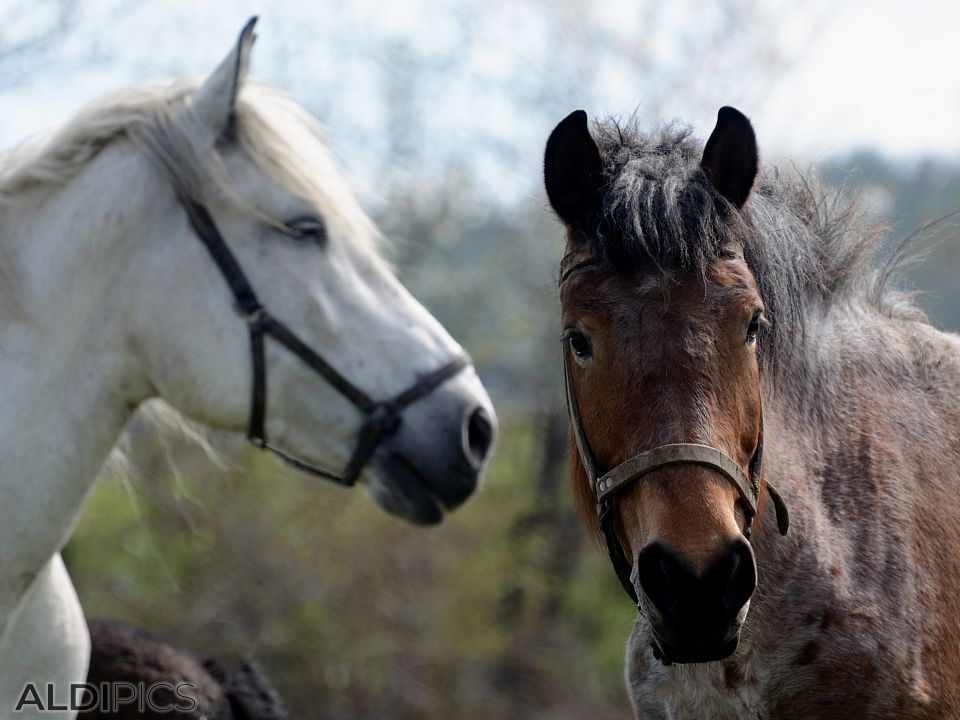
top-left (559, 253), bottom-right (789, 608)
top-left (177, 192), bottom-right (471, 486)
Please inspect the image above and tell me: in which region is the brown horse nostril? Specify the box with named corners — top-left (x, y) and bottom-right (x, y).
top-left (636, 540), bottom-right (757, 620)
top-left (636, 543), bottom-right (686, 614)
top-left (464, 406), bottom-right (494, 470)
top-left (716, 538), bottom-right (757, 613)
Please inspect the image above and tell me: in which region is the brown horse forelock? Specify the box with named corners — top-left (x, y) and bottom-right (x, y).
top-left (561, 245), bottom-right (764, 566)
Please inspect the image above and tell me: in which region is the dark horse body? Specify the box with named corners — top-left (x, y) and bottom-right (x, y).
top-left (545, 108), bottom-right (960, 718)
top-left (81, 620), bottom-right (288, 720)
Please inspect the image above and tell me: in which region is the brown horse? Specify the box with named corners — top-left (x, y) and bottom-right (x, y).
top-left (545, 106), bottom-right (960, 718)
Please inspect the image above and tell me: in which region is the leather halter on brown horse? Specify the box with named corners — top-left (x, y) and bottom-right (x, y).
top-left (559, 252), bottom-right (790, 610)
top-left (176, 191), bottom-right (471, 487)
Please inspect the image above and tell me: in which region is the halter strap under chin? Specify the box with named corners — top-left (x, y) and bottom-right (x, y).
top-left (177, 192), bottom-right (471, 486)
top-left (560, 255), bottom-right (789, 607)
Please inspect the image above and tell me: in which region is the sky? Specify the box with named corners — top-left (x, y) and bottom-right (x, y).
top-left (758, 0), bottom-right (960, 161)
top-left (0, 0), bottom-right (957, 199)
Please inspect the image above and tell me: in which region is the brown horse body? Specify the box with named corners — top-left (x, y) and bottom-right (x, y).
top-left (545, 108), bottom-right (960, 718)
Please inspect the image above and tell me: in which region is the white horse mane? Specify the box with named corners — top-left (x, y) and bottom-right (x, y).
top-left (0, 78), bottom-right (383, 256)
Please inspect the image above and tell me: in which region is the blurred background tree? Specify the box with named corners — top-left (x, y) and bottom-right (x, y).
top-left (3, 0), bottom-right (957, 717)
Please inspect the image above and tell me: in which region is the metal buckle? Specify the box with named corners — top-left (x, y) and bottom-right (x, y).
top-left (365, 404), bottom-right (402, 437)
top-left (237, 303), bottom-right (266, 327)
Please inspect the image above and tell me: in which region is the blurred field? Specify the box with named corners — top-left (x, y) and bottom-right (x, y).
top-left (67, 409), bottom-right (637, 719)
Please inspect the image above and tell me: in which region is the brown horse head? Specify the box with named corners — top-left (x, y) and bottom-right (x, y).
top-left (545, 107), bottom-right (774, 663)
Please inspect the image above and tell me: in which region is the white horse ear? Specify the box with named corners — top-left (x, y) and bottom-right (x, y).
top-left (191, 16), bottom-right (258, 142)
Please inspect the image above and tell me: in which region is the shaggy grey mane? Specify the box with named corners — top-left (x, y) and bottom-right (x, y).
top-left (587, 118), bottom-right (924, 381)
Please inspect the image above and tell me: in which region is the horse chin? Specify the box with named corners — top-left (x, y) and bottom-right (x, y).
top-left (647, 620), bottom-right (742, 665)
top-left (364, 453), bottom-right (450, 525)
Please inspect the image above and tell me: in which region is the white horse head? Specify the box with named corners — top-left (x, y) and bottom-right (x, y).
top-left (1, 19), bottom-right (496, 528)
top-left (132, 20), bottom-right (496, 523)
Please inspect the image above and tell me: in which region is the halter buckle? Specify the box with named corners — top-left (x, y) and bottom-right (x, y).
top-left (365, 404), bottom-right (402, 437)
top-left (238, 303), bottom-right (267, 328)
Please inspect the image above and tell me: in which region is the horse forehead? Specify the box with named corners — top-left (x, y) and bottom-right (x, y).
top-left (643, 266), bottom-right (758, 320)
top-left (561, 269), bottom-right (662, 311)
top-left (562, 259), bottom-right (756, 328)
top-left (219, 147), bottom-right (297, 204)
top-left (606, 279), bottom-right (753, 369)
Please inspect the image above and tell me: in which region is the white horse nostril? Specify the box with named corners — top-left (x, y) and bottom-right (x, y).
top-left (464, 406), bottom-right (495, 470)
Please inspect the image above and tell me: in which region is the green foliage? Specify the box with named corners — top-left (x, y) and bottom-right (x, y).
top-left (69, 413), bottom-right (634, 719)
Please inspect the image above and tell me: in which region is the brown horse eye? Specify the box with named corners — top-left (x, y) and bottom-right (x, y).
top-left (746, 311), bottom-right (762, 344)
top-left (568, 331), bottom-right (593, 359)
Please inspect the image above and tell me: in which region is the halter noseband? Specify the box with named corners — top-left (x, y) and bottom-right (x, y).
top-left (559, 253), bottom-right (789, 609)
top-left (177, 192), bottom-right (470, 486)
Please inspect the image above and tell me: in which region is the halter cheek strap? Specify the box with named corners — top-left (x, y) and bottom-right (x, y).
top-left (178, 193), bottom-right (471, 486)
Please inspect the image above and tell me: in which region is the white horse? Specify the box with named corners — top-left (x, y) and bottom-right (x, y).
top-left (0, 19), bottom-right (496, 719)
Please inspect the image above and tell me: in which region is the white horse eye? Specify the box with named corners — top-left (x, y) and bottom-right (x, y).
top-left (283, 216), bottom-right (327, 245)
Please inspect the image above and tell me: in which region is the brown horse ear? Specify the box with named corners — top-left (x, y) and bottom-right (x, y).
top-left (544, 110), bottom-right (603, 226)
top-left (700, 106), bottom-right (758, 209)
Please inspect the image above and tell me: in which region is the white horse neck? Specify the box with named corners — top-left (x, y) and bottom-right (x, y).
top-left (0, 139), bottom-right (155, 613)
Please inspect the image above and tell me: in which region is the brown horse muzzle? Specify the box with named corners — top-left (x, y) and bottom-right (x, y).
top-left (636, 538), bottom-right (757, 663)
